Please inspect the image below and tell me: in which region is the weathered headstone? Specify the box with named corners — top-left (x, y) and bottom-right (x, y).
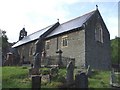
top-left (66, 61), bottom-right (74, 86)
top-left (32, 39), bottom-right (43, 75)
top-left (31, 38), bottom-right (44, 89)
top-left (50, 67), bottom-right (58, 77)
top-left (32, 75), bottom-right (41, 89)
top-left (34, 53), bottom-right (40, 68)
top-left (75, 72), bottom-right (88, 88)
top-left (33, 40), bottom-right (42, 68)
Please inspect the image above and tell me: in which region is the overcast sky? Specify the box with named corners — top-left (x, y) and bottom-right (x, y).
top-left (0, 0), bottom-right (119, 43)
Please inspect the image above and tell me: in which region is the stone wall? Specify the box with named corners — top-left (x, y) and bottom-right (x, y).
top-left (45, 30), bottom-right (85, 68)
top-left (85, 10), bottom-right (111, 70)
top-left (17, 41), bottom-right (36, 64)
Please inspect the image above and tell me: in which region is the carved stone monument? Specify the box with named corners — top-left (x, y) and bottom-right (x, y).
top-left (66, 61), bottom-right (74, 86)
top-left (33, 38), bottom-right (44, 69)
top-left (31, 37), bottom-right (44, 89)
top-left (34, 53), bottom-right (40, 68)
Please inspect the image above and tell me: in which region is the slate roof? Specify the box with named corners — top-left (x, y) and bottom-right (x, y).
top-left (47, 10), bottom-right (96, 38)
top-left (12, 24), bottom-right (54, 48)
top-left (12, 9), bottom-right (97, 48)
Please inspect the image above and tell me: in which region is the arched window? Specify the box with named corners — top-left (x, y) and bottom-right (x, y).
top-left (95, 23), bottom-right (103, 43)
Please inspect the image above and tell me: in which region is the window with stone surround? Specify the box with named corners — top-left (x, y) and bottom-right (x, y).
top-left (95, 23), bottom-right (103, 43)
top-left (46, 40), bottom-right (50, 50)
top-left (62, 36), bottom-right (68, 47)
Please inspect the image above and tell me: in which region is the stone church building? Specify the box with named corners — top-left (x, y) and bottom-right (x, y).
top-left (12, 8), bottom-right (111, 70)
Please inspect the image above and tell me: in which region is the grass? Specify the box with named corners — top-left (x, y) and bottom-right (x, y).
top-left (0, 67), bottom-right (2, 90)
top-left (41, 68), bottom-right (66, 88)
top-left (115, 72), bottom-right (120, 84)
top-left (89, 70), bottom-right (111, 88)
top-left (2, 66), bottom-right (31, 88)
top-left (2, 66), bottom-right (112, 88)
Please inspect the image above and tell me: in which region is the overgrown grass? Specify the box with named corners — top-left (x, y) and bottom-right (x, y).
top-left (2, 66), bottom-right (31, 88)
top-left (89, 70), bottom-right (111, 88)
top-left (2, 66), bottom-right (112, 88)
top-left (41, 68), bottom-right (66, 88)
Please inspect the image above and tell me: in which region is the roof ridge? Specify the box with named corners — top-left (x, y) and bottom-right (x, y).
top-left (61, 9), bottom-right (97, 25)
top-left (23, 9), bottom-right (96, 37)
top-left (26, 24), bottom-right (53, 37)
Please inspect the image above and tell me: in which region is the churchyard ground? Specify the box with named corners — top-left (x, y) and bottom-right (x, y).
top-left (2, 66), bottom-right (118, 88)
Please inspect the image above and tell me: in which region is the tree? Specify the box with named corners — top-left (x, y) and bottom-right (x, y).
top-left (1, 30), bottom-right (9, 64)
top-left (111, 37), bottom-right (120, 64)
top-left (2, 30), bottom-right (8, 49)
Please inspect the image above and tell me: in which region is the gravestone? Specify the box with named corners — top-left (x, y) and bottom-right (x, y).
top-left (66, 61), bottom-right (74, 86)
top-left (34, 53), bottom-right (40, 68)
top-left (32, 75), bottom-right (41, 89)
top-left (50, 67), bottom-right (58, 77)
top-left (29, 53), bottom-right (40, 76)
top-left (33, 39), bottom-right (43, 68)
top-left (75, 72), bottom-right (88, 88)
top-left (31, 38), bottom-right (44, 89)
top-left (32, 39), bottom-right (44, 75)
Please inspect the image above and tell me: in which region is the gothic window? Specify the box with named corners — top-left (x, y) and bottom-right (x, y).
top-left (46, 40), bottom-right (50, 50)
top-left (95, 23), bottom-right (103, 43)
top-left (62, 36), bottom-right (68, 47)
